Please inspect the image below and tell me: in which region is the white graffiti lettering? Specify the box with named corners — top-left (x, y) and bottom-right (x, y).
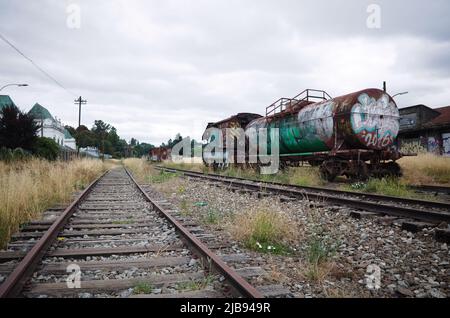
top-left (351, 93), bottom-right (399, 149)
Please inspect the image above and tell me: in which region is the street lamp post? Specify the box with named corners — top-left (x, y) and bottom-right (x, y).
top-left (0, 83), bottom-right (29, 91)
top-left (392, 91), bottom-right (408, 98)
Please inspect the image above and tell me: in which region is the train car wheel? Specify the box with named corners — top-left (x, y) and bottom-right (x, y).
top-left (386, 162), bottom-right (402, 177)
top-left (354, 161), bottom-right (369, 181)
top-left (319, 161), bottom-right (338, 182)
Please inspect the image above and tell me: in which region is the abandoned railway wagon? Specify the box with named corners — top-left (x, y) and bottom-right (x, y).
top-left (149, 146), bottom-right (172, 162)
top-left (202, 88), bottom-right (402, 181)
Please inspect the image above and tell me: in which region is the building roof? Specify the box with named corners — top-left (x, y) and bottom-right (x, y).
top-left (0, 95), bottom-right (16, 111)
top-left (429, 105), bottom-right (450, 126)
top-left (28, 103), bottom-right (55, 121)
top-left (64, 128), bottom-right (74, 139)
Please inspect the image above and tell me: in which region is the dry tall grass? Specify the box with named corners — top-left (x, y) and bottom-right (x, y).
top-left (0, 159), bottom-right (108, 248)
top-left (123, 158), bottom-right (154, 183)
top-left (398, 153), bottom-right (450, 184)
top-left (229, 200), bottom-right (299, 254)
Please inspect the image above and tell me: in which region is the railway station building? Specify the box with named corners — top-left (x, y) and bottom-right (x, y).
top-left (398, 104), bottom-right (450, 156)
top-left (1, 95), bottom-right (77, 151)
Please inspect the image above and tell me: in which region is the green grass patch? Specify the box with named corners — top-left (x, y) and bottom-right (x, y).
top-left (177, 276), bottom-right (215, 291)
top-left (133, 282), bottom-right (153, 294)
top-left (146, 170), bottom-right (180, 184)
top-left (202, 208), bottom-right (221, 225)
top-left (304, 229), bottom-right (338, 281)
top-left (232, 207), bottom-right (296, 255)
top-left (177, 185), bottom-right (186, 194)
top-left (180, 199), bottom-right (191, 216)
top-left (345, 178), bottom-right (416, 198)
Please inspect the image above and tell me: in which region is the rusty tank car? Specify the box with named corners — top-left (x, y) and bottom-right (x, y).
top-left (149, 146), bottom-right (172, 162)
top-left (203, 88), bottom-right (402, 181)
top-left (202, 112), bottom-right (262, 167)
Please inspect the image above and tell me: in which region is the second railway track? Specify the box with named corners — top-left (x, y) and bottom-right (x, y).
top-left (0, 167), bottom-right (283, 298)
top-left (156, 166), bottom-right (450, 235)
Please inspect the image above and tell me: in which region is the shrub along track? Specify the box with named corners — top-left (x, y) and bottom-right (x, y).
top-left (0, 167), bottom-right (286, 298)
top-left (156, 166), bottom-right (450, 243)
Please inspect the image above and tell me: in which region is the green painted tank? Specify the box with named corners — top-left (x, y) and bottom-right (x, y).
top-left (245, 88), bottom-right (400, 156)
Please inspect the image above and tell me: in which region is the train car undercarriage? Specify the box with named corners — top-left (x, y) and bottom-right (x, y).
top-left (205, 149), bottom-right (403, 182)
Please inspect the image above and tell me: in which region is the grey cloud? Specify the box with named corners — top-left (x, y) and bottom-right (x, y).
top-left (1, 0), bottom-right (449, 145)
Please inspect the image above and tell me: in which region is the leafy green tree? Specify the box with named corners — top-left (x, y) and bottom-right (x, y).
top-left (92, 120), bottom-right (112, 158)
top-left (134, 142), bottom-right (155, 157)
top-left (76, 130), bottom-right (96, 148)
top-left (130, 138), bottom-right (138, 147)
top-left (0, 105), bottom-right (39, 151)
top-left (33, 137), bottom-right (60, 161)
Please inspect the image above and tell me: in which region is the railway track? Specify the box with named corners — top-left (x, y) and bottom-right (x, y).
top-left (409, 184), bottom-right (450, 195)
top-left (156, 166), bottom-right (450, 241)
top-left (330, 179), bottom-right (450, 197)
top-left (0, 167), bottom-right (286, 298)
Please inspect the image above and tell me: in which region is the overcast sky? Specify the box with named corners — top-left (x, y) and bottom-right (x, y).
top-left (1, 0), bottom-right (449, 145)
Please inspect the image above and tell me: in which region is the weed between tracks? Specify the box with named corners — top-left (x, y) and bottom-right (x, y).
top-left (124, 158), bottom-right (180, 183)
top-left (229, 201), bottom-right (297, 255)
top-left (162, 162), bottom-right (324, 187)
top-left (0, 159), bottom-right (109, 248)
top-left (345, 178), bottom-right (413, 198)
top-left (303, 227), bottom-right (339, 282)
top-left (343, 177), bottom-right (438, 201)
top-left (133, 282), bottom-right (153, 294)
top-left (176, 275), bottom-right (215, 292)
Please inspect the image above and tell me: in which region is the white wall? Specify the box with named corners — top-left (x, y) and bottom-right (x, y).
top-left (65, 138), bottom-right (76, 150)
top-left (35, 118), bottom-right (65, 146)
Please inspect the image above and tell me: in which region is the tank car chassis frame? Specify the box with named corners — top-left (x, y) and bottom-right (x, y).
top-left (278, 148), bottom-right (402, 181)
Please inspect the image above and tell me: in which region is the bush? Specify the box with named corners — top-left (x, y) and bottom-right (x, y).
top-left (33, 137), bottom-right (60, 161)
top-left (0, 147), bottom-right (13, 162)
top-left (230, 202), bottom-right (297, 254)
top-left (12, 148), bottom-right (30, 161)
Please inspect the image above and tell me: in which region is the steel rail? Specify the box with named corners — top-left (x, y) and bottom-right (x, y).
top-left (156, 166), bottom-right (450, 212)
top-left (409, 185), bottom-right (450, 195)
top-left (125, 168), bottom-right (263, 298)
top-left (156, 166), bottom-right (450, 224)
top-left (0, 170), bottom-right (109, 298)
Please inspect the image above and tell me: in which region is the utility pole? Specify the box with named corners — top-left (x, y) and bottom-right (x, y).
top-left (74, 96), bottom-right (87, 128)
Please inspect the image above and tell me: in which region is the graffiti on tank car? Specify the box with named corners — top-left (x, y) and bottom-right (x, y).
top-left (364, 132), bottom-right (393, 148)
top-left (351, 93), bottom-right (399, 149)
top-left (297, 100), bottom-right (334, 142)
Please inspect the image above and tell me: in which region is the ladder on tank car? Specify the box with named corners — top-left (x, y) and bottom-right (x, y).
top-left (266, 88), bottom-right (332, 116)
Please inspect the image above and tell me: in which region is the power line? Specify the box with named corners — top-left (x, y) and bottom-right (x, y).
top-left (0, 32), bottom-right (76, 97)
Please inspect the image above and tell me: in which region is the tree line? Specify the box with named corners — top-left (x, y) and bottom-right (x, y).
top-left (0, 105), bottom-right (154, 160)
top-left (64, 121), bottom-right (155, 158)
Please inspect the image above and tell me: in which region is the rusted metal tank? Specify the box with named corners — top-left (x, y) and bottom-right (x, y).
top-left (203, 112), bottom-right (262, 165)
top-left (150, 147), bottom-right (172, 162)
top-left (246, 88), bottom-right (400, 155)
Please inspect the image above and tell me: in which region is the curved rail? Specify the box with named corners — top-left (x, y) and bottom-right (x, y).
top-left (156, 166), bottom-right (450, 224)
